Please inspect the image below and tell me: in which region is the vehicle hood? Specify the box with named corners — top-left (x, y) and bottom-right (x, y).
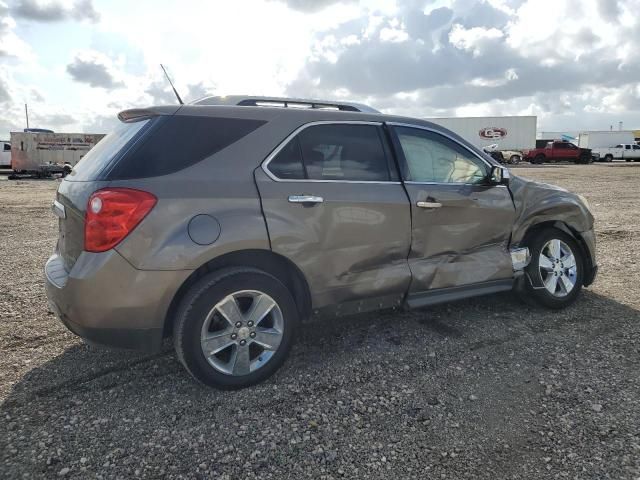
top-left (508, 174), bottom-right (594, 244)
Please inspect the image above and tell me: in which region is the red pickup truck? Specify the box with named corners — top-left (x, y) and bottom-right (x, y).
top-left (523, 141), bottom-right (593, 164)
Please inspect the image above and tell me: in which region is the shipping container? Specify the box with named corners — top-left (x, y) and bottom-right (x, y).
top-left (577, 131), bottom-right (636, 149)
top-left (427, 116), bottom-right (536, 150)
top-left (10, 131), bottom-right (105, 173)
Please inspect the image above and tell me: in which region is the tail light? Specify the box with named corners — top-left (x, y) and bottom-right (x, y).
top-left (84, 188), bottom-right (157, 253)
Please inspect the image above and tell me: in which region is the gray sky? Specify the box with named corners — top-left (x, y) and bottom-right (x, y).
top-left (1, 0), bottom-right (639, 138)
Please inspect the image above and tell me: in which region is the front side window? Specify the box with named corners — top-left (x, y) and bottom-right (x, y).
top-left (625, 145), bottom-right (631, 150)
top-left (267, 123), bottom-right (392, 182)
top-left (633, 145), bottom-right (640, 150)
top-left (394, 127), bottom-right (488, 184)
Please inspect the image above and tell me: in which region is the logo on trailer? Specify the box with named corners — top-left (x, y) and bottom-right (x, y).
top-left (479, 127), bottom-right (507, 139)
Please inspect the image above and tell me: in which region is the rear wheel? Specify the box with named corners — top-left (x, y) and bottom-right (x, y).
top-left (173, 268), bottom-right (298, 389)
top-left (604, 154), bottom-right (613, 162)
top-left (521, 228), bottom-right (584, 309)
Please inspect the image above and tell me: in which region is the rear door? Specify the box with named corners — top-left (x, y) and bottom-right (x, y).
top-left (632, 144), bottom-right (640, 159)
top-left (255, 121), bottom-right (412, 310)
top-left (387, 123), bottom-right (515, 292)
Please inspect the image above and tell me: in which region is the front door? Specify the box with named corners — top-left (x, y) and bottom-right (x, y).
top-left (255, 121), bottom-right (412, 310)
top-left (388, 124), bottom-right (516, 293)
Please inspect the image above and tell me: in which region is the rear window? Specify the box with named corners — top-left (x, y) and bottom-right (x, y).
top-left (68, 119), bottom-right (150, 181)
top-left (107, 116), bottom-right (266, 180)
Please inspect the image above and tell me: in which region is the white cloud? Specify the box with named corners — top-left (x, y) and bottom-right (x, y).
top-left (449, 24), bottom-right (504, 57)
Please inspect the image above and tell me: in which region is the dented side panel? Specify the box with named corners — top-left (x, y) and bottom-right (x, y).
top-left (255, 169), bottom-right (412, 309)
top-left (404, 183), bottom-right (516, 291)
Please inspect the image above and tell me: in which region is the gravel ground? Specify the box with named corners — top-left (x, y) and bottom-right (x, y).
top-left (0, 163), bottom-right (639, 479)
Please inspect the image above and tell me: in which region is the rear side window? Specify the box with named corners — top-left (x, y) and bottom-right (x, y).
top-left (108, 116), bottom-right (266, 180)
top-left (267, 124), bottom-right (392, 182)
top-left (68, 119), bottom-right (150, 181)
top-left (299, 124), bottom-right (390, 181)
top-left (269, 137), bottom-right (306, 179)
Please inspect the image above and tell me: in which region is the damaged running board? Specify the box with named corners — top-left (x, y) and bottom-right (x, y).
top-left (405, 279), bottom-right (515, 309)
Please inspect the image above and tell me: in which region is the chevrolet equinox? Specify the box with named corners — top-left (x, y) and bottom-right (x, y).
top-left (45, 96), bottom-right (597, 389)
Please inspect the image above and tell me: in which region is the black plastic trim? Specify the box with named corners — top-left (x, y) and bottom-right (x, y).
top-left (406, 279), bottom-right (514, 309)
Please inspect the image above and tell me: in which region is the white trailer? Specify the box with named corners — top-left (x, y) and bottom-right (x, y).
top-left (0, 140), bottom-right (10, 167)
top-left (577, 131), bottom-right (635, 149)
top-left (427, 115), bottom-right (536, 151)
top-left (10, 131), bottom-right (105, 175)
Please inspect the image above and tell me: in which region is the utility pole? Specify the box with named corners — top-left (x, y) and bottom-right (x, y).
top-left (25, 104), bottom-right (29, 129)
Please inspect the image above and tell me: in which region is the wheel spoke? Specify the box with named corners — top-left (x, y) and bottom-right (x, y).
top-left (559, 274), bottom-right (574, 294)
top-left (202, 329), bottom-right (234, 356)
top-left (231, 345), bottom-right (251, 376)
top-left (246, 294), bottom-right (276, 326)
top-left (562, 255), bottom-right (576, 269)
top-left (251, 328), bottom-right (282, 351)
top-left (216, 295), bottom-right (244, 327)
top-left (544, 274), bottom-right (559, 294)
top-left (539, 254), bottom-right (554, 270)
top-left (548, 239), bottom-right (561, 259)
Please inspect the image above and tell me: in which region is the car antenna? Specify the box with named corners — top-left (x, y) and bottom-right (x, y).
top-left (160, 64), bottom-right (184, 105)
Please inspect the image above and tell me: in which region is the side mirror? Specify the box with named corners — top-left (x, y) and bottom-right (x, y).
top-left (489, 165), bottom-right (510, 186)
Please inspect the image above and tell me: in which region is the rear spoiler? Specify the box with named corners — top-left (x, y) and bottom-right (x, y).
top-left (117, 106), bottom-right (181, 123)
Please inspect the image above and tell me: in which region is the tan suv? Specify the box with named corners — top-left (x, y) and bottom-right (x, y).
top-left (45, 96), bottom-right (597, 389)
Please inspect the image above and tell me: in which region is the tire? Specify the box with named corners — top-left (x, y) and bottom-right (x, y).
top-left (533, 154), bottom-right (545, 165)
top-left (634, 159), bottom-right (640, 163)
top-left (521, 228), bottom-right (584, 309)
top-left (173, 267), bottom-right (299, 389)
top-left (509, 155), bottom-right (521, 164)
top-left (605, 154), bottom-right (613, 162)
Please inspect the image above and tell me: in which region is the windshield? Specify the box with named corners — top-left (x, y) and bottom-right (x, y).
top-left (67, 119), bottom-right (150, 181)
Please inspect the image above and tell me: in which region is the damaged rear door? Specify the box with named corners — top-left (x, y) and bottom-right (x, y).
top-left (388, 123), bottom-right (516, 292)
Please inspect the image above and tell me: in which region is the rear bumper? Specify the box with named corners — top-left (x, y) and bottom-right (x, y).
top-left (45, 250), bottom-right (191, 352)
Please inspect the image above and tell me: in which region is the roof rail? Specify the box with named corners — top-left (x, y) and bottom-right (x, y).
top-left (191, 95), bottom-right (380, 113)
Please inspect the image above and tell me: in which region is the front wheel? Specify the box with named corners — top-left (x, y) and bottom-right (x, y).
top-left (604, 154), bottom-right (613, 162)
top-left (173, 268), bottom-right (299, 389)
top-left (533, 154), bottom-right (545, 165)
top-left (521, 228), bottom-right (584, 309)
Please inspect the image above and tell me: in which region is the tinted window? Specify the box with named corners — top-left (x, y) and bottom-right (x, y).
top-left (268, 136), bottom-right (305, 179)
top-left (625, 145), bottom-right (631, 150)
top-left (394, 127), bottom-right (487, 184)
top-left (298, 124), bottom-right (390, 181)
top-left (555, 143), bottom-right (567, 149)
top-left (633, 145), bottom-right (640, 150)
top-left (108, 116), bottom-right (266, 180)
top-left (69, 119), bottom-right (150, 181)
top-left (3, 143), bottom-right (10, 151)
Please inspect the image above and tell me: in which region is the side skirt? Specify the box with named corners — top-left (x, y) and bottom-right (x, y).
top-left (406, 278), bottom-right (514, 309)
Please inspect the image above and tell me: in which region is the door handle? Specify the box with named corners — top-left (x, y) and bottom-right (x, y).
top-left (288, 195), bottom-right (324, 204)
top-left (416, 201), bottom-right (442, 209)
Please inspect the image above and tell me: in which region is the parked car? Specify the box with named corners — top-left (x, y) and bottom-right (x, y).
top-left (593, 144), bottom-right (640, 162)
top-left (523, 141), bottom-right (595, 164)
top-left (45, 96), bottom-right (598, 389)
top-left (482, 144), bottom-right (522, 164)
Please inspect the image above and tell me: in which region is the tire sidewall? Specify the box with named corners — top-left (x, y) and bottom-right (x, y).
top-left (524, 229), bottom-right (584, 309)
top-left (176, 270), bottom-right (298, 389)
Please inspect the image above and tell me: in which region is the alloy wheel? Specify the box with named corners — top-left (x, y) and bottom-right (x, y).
top-left (200, 290), bottom-right (284, 376)
top-left (538, 239), bottom-right (578, 297)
